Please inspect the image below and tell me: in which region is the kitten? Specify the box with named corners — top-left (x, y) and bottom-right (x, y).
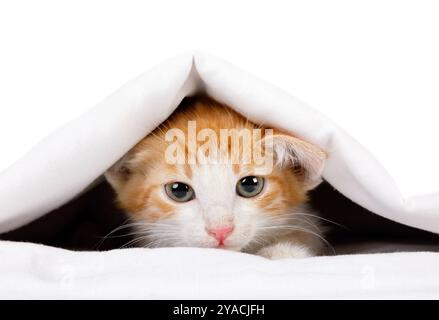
top-left (105, 96), bottom-right (328, 259)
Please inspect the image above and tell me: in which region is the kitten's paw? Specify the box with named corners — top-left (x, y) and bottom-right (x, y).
top-left (257, 243), bottom-right (313, 259)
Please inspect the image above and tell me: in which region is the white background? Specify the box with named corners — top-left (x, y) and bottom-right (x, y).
top-left (0, 0), bottom-right (438, 197)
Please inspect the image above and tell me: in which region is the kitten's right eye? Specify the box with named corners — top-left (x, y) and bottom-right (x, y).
top-left (165, 182), bottom-right (195, 202)
top-left (236, 176), bottom-right (264, 198)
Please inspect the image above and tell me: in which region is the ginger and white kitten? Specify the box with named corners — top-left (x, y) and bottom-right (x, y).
top-left (105, 96), bottom-right (328, 259)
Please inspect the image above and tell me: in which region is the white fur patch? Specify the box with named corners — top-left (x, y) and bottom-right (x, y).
top-left (257, 242), bottom-right (314, 259)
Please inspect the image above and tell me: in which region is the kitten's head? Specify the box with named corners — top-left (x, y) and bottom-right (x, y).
top-left (105, 96), bottom-right (327, 251)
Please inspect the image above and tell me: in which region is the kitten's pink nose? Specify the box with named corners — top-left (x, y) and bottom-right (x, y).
top-left (207, 226), bottom-right (234, 244)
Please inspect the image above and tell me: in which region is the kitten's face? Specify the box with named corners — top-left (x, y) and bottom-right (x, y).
top-left (112, 157), bottom-right (307, 251)
top-left (105, 97), bottom-right (326, 251)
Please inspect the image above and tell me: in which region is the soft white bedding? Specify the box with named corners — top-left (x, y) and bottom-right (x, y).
top-left (0, 52), bottom-right (438, 299)
top-left (1, 241), bottom-right (439, 299)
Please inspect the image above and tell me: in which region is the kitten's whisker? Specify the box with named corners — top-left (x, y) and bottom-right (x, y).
top-left (294, 212), bottom-right (349, 230)
top-left (95, 220), bottom-right (145, 249)
top-left (120, 236), bottom-right (151, 248)
top-left (296, 216), bottom-right (321, 232)
top-left (146, 237), bottom-right (182, 248)
top-left (120, 233), bottom-right (181, 248)
top-left (277, 225), bottom-right (336, 255)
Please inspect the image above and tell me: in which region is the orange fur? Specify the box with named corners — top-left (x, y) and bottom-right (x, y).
top-left (110, 95), bottom-right (312, 222)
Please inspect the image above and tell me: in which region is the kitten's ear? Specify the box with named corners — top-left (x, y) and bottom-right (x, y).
top-left (263, 133), bottom-right (328, 191)
top-left (104, 154), bottom-right (133, 191)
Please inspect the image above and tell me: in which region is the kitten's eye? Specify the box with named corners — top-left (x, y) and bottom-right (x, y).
top-left (165, 182), bottom-right (195, 202)
top-left (236, 176), bottom-right (264, 198)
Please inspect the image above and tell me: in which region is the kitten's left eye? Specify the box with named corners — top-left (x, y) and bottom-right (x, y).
top-left (236, 176), bottom-right (264, 198)
top-left (165, 182), bottom-right (195, 202)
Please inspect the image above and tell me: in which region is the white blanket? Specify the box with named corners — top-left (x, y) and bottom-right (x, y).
top-left (0, 52), bottom-right (438, 299)
top-left (1, 241), bottom-right (439, 299)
